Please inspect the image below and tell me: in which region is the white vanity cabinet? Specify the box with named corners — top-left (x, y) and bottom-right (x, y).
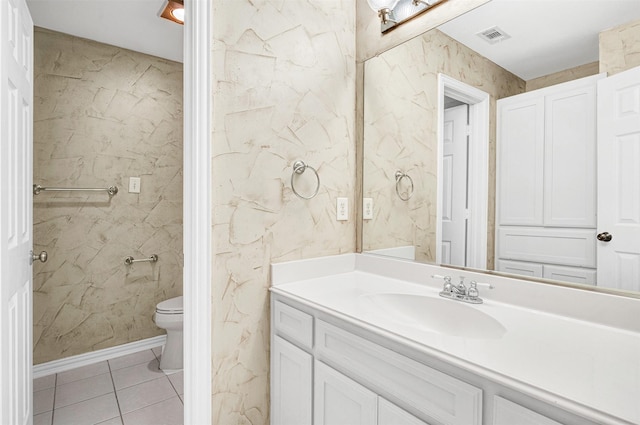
top-left (496, 74), bottom-right (604, 283)
top-left (271, 299), bottom-right (430, 425)
top-left (271, 296), bottom-right (605, 425)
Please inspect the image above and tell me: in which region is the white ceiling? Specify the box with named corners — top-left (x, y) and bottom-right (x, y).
top-left (24, 0), bottom-right (640, 77)
top-left (438, 0), bottom-right (640, 81)
top-left (26, 0), bottom-right (183, 63)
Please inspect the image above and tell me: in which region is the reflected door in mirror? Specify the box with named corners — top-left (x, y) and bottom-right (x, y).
top-left (441, 104), bottom-right (469, 266)
top-left (597, 65), bottom-right (640, 292)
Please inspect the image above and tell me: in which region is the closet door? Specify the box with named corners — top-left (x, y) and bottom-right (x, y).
top-left (544, 78), bottom-right (600, 227)
top-left (497, 94), bottom-right (545, 226)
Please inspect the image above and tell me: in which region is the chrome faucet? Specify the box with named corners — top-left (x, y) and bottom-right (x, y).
top-left (433, 275), bottom-right (493, 304)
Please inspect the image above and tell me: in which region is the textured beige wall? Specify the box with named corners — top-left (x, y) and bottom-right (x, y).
top-left (33, 28), bottom-right (183, 364)
top-left (211, 1), bottom-right (355, 423)
top-left (363, 29), bottom-right (525, 266)
top-left (600, 18), bottom-right (640, 76)
top-left (526, 62), bottom-right (600, 92)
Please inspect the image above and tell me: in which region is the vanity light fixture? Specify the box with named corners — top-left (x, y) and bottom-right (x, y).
top-left (160, 0), bottom-right (184, 25)
top-left (369, 0), bottom-right (447, 33)
top-left (366, 0), bottom-right (400, 26)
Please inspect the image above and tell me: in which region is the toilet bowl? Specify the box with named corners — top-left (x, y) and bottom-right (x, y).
top-left (154, 296), bottom-right (183, 371)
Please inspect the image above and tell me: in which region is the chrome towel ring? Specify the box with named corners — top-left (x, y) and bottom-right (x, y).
top-left (291, 160), bottom-right (320, 200)
top-left (395, 171), bottom-right (414, 201)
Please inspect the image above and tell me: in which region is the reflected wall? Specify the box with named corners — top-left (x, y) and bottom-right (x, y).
top-left (363, 29), bottom-right (524, 266)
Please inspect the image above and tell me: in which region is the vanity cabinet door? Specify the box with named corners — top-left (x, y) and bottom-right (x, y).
top-left (493, 396), bottom-right (562, 425)
top-left (378, 398), bottom-right (431, 425)
top-left (314, 360), bottom-right (377, 425)
top-left (271, 336), bottom-right (312, 425)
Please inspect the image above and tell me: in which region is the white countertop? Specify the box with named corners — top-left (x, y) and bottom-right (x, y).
top-left (271, 254), bottom-right (640, 425)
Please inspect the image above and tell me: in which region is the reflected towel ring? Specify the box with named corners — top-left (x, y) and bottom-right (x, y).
top-left (395, 171), bottom-right (414, 201)
top-left (291, 160), bottom-right (320, 199)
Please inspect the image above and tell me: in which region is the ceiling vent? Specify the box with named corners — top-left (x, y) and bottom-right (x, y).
top-left (476, 26), bottom-right (511, 44)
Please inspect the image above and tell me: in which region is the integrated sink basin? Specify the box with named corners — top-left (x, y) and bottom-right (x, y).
top-left (358, 293), bottom-right (507, 339)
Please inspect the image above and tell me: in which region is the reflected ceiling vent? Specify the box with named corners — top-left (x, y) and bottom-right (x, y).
top-left (476, 26), bottom-right (511, 44)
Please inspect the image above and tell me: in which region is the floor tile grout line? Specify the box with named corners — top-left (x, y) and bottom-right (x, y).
top-left (117, 376), bottom-right (179, 417)
top-left (167, 374), bottom-right (181, 398)
top-left (48, 390), bottom-right (121, 412)
top-left (123, 393), bottom-right (184, 418)
top-left (50, 373), bottom-right (57, 425)
top-left (107, 358), bottom-right (126, 424)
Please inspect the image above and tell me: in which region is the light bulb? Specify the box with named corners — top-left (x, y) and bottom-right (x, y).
top-left (171, 7), bottom-right (184, 23)
top-left (366, 0), bottom-right (400, 12)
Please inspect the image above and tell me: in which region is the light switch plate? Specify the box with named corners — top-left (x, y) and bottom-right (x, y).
top-left (363, 198), bottom-right (373, 220)
top-left (129, 177), bottom-right (141, 193)
top-left (337, 197), bottom-right (348, 221)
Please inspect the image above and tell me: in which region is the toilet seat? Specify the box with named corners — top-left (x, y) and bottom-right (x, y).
top-left (156, 296), bottom-right (183, 314)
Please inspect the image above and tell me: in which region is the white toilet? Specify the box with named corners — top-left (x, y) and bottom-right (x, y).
top-left (154, 296), bottom-right (183, 371)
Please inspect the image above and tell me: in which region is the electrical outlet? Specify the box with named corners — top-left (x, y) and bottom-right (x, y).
top-left (363, 198), bottom-right (373, 220)
top-left (128, 177), bottom-right (141, 193)
top-left (336, 197), bottom-right (348, 221)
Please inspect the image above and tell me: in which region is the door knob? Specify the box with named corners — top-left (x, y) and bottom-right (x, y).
top-left (30, 250), bottom-right (48, 264)
top-left (597, 232), bottom-right (613, 242)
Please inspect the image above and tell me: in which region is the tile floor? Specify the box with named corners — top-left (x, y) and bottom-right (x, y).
top-left (33, 347), bottom-right (183, 425)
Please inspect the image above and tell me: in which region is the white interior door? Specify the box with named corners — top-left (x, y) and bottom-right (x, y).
top-left (441, 104), bottom-right (468, 266)
top-left (0, 0), bottom-right (34, 424)
top-left (597, 65), bottom-right (640, 291)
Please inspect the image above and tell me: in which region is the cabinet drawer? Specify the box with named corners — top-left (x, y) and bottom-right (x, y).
top-left (542, 264), bottom-right (596, 285)
top-left (316, 320), bottom-right (482, 425)
top-left (493, 396), bottom-right (562, 425)
top-left (497, 226), bottom-right (595, 267)
top-left (496, 259), bottom-right (543, 278)
top-left (497, 260), bottom-right (596, 285)
top-left (273, 301), bottom-right (313, 350)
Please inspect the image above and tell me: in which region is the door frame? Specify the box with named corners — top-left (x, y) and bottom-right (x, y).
top-left (436, 74), bottom-right (489, 269)
top-left (183, 0), bottom-right (212, 423)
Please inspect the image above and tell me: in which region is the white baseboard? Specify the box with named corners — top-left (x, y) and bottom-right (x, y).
top-left (33, 335), bottom-right (167, 379)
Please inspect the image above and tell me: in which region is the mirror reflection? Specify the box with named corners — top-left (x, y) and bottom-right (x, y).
top-left (362, 0), bottom-right (640, 293)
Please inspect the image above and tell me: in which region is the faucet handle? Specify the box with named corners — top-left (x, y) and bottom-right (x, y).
top-left (467, 281), bottom-right (494, 302)
top-left (432, 274), bottom-right (453, 291)
top-left (457, 276), bottom-right (467, 292)
top-left (468, 281), bottom-right (480, 299)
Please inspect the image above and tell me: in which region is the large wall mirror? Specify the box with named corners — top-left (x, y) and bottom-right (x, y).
top-left (361, 0), bottom-right (640, 296)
